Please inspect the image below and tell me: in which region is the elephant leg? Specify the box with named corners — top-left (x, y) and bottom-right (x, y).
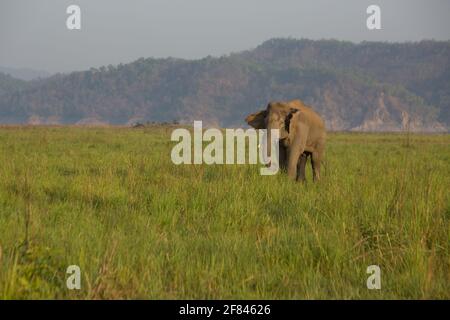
top-left (312, 139), bottom-right (326, 182)
top-left (287, 125), bottom-right (307, 180)
top-left (287, 143), bottom-right (305, 180)
top-left (311, 151), bottom-right (322, 182)
top-left (296, 152), bottom-right (308, 182)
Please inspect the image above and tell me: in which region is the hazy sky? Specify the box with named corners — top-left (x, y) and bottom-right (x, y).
top-left (1, 0), bottom-right (449, 73)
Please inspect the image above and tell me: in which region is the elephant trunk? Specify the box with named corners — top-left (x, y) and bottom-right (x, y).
top-left (266, 122), bottom-right (279, 166)
top-left (266, 123), bottom-right (274, 161)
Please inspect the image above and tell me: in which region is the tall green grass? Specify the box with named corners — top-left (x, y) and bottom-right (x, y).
top-left (0, 126), bottom-right (448, 299)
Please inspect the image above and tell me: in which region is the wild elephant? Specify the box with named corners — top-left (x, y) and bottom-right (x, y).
top-left (245, 99), bottom-right (326, 181)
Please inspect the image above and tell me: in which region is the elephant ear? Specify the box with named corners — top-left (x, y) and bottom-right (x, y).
top-left (285, 108), bottom-right (299, 133)
top-left (245, 110), bottom-right (267, 129)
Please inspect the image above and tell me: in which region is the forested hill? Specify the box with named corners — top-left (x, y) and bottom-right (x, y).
top-left (0, 73), bottom-right (28, 97)
top-left (0, 39), bottom-right (449, 131)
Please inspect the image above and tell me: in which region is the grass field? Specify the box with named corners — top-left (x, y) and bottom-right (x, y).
top-left (0, 126), bottom-right (449, 299)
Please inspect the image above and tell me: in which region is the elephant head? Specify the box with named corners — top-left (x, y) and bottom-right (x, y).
top-left (246, 101), bottom-right (300, 132)
top-left (266, 102), bottom-right (299, 138)
top-left (245, 101), bottom-right (299, 158)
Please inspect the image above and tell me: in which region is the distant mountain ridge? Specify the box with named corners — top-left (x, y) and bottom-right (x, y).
top-left (0, 66), bottom-right (51, 81)
top-left (0, 38), bottom-right (449, 131)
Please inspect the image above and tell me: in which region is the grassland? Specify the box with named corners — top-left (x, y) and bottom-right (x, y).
top-left (0, 126), bottom-right (448, 299)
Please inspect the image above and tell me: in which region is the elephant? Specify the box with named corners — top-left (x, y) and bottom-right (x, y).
top-left (245, 99), bottom-right (326, 181)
